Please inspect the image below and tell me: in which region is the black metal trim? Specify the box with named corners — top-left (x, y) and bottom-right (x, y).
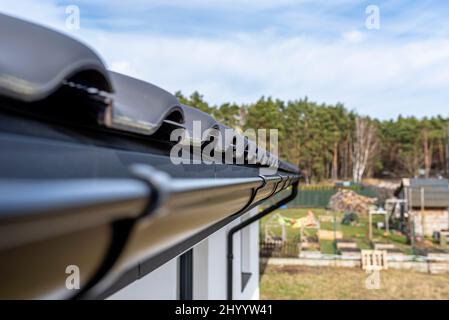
top-left (179, 249), bottom-right (193, 300)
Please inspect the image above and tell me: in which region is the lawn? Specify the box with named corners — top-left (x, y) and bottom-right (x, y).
top-left (260, 265), bottom-right (449, 300)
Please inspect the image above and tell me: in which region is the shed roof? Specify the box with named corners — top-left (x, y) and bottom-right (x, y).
top-left (409, 178), bottom-right (449, 188)
top-left (397, 178), bottom-right (449, 208)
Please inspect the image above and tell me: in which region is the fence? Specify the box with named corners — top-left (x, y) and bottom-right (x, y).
top-left (260, 241), bottom-right (299, 258)
top-left (268, 185), bottom-right (379, 208)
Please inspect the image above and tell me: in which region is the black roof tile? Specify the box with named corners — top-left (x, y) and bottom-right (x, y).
top-left (0, 14), bottom-right (112, 102)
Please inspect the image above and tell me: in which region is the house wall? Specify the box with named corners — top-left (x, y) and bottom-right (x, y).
top-left (107, 258), bottom-right (178, 300)
top-left (108, 206), bottom-right (260, 300)
top-left (193, 207), bottom-right (260, 300)
top-left (413, 209), bottom-right (449, 236)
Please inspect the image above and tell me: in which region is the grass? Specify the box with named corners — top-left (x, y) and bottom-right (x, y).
top-left (260, 265), bottom-right (449, 300)
top-left (318, 240), bottom-right (335, 254)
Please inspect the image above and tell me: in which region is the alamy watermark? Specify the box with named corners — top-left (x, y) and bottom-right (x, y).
top-left (169, 122), bottom-right (279, 175)
top-left (365, 5), bottom-right (380, 30)
top-left (65, 5), bottom-right (80, 30)
top-left (365, 270), bottom-right (381, 290)
top-left (65, 265), bottom-right (80, 290)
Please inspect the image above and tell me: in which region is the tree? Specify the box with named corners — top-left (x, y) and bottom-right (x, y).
top-left (213, 103), bottom-right (241, 129)
top-left (174, 90), bottom-right (449, 181)
top-left (446, 125), bottom-right (449, 176)
top-left (420, 118), bottom-right (434, 178)
top-left (175, 91), bottom-right (211, 113)
top-left (244, 96), bottom-right (285, 153)
top-left (352, 117), bottom-right (378, 183)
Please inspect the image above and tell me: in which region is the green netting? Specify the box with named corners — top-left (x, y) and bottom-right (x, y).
top-left (268, 185), bottom-right (379, 208)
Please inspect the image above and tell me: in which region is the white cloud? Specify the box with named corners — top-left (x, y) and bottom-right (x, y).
top-left (80, 31), bottom-right (449, 120)
top-left (1, 0), bottom-right (449, 120)
top-left (0, 0), bottom-right (65, 30)
top-left (109, 61), bottom-right (134, 75)
top-left (342, 30), bottom-right (365, 43)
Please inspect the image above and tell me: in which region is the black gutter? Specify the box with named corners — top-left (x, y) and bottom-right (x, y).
top-left (226, 180), bottom-right (299, 300)
top-left (95, 181), bottom-right (266, 299)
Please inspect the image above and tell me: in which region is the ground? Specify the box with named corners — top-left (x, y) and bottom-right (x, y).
top-left (260, 208), bottom-right (446, 254)
top-left (260, 265), bottom-right (449, 300)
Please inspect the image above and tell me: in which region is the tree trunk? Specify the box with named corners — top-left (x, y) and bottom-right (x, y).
top-left (332, 142), bottom-right (338, 180)
top-left (438, 139), bottom-right (445, 175)
top-left (445, 126), bottom-right (449, 176)
top-left (422, 129), bottom-right (433, 178)
top-left (352, 117), bottom-right (378, 183)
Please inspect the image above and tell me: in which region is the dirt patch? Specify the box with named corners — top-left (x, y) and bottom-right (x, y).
top-left (275, 265), bottom-right (323, 275)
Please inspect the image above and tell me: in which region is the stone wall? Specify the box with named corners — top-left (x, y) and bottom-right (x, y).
top-left (413, 209), bottom-right (449, 236)
top-left (264, 256), bottom-right (449, 274)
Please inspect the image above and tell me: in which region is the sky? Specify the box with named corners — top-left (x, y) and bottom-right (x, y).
top-left (1, 0), bottom-right (449, 119)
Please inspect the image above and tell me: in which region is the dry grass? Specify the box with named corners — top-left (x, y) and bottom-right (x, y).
top-left (260, 265), bottom-right (449, 300)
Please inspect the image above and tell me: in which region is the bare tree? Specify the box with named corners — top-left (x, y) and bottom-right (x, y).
top-left (445, 125), bottom-right (449, 176)
top-left (352, 117), bottom-right (378, 183)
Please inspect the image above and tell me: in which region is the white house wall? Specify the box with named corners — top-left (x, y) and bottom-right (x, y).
top-left (193, 206), bottom-right (260, 300)
top-left (108, 258), bottom-right (178, 300)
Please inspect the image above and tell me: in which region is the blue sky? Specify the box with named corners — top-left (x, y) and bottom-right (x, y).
top-left (1, 0), bottom-right (449, 119)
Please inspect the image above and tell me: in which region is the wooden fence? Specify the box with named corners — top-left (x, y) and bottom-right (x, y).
top-left (260, 241), bottom-right (299, 258)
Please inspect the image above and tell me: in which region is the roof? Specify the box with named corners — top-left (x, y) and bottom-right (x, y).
top-left (397, 178), bottom-right (449, 208)
top-left (0, 14), bottom-right (300, 299)
top-left (0, 13), bottom-right (112, 102)
top-left (106, 71), bottom-right (183, 135)
top-left (0, 13), bottom-right (298, 176)
top-left (409, 178), bottom-right (449, 188)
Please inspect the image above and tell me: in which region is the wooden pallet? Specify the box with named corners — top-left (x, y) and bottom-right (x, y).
top-left (361, 250), bottom-right (388, 271)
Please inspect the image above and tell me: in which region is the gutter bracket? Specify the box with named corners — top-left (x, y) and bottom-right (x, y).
top-left (130, 164), bottom-right (171, 217)
top-left (75, 164), bottom-right (168, 299)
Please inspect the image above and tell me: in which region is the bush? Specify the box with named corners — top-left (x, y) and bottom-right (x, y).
top-left (341, 212), bottom-right (359, 225)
